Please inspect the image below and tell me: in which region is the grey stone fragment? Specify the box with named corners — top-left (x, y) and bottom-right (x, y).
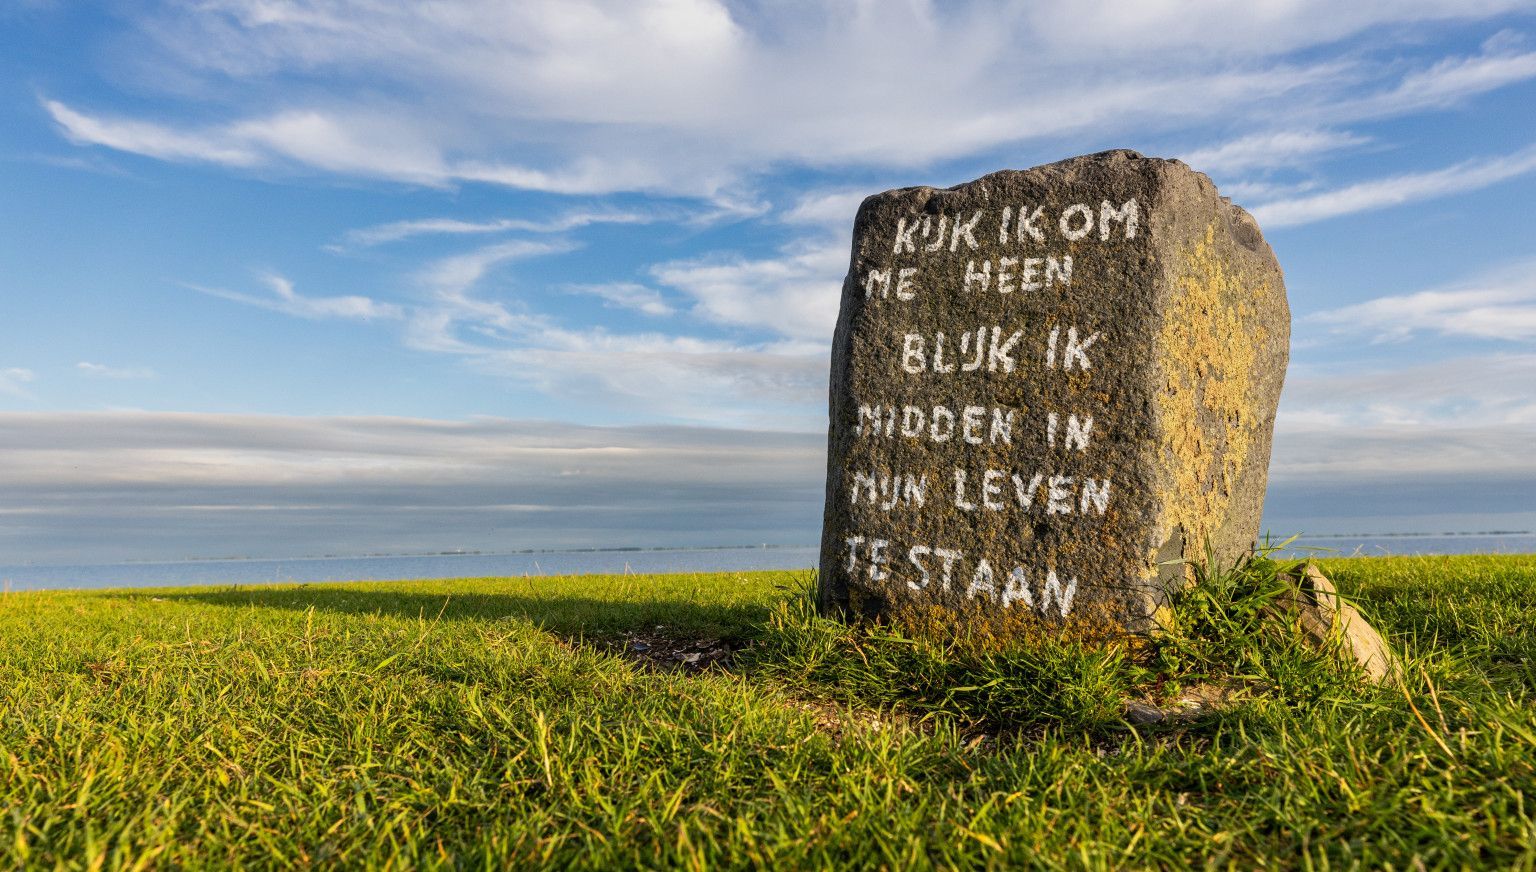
top-left (817, 150), bottom-right (1290, 632)
top-left (1277, 562), bottom-right (1397, 683)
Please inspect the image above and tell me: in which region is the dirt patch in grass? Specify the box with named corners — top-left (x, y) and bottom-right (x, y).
top-left (593, 626), bottom-right (750, 673)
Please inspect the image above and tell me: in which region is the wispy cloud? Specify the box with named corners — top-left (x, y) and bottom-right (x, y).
top-left (41, 2), bottom-right (1536, 198)
top-left (1307, 259), bottom-right (1536, 341)
top-left (1356, 31), bottom-right (1536, 116)
top-left (20, 151), bottom-right (137, 178)
top-left (186, 235), bottom-right (822, 426)
top-left (191, 273), bottom-right (404, 321)
top-left (44, 97), bottom-right (645, 193)
top-left (779, 189), bottom-right (871, 229)
top-left (650, 241), bottom-right (846, 343)
top-left (0, 368), bottom-right (35, 399)
top-left (405, 239), bottom-right (576, 355)
top-left (1023, 0), bottom-right (1532, 55)
top-left (461, 332), bottom-right (825, 427)
top-left (41, 64), bottom-right (1347, 194)
top-left (1220, 178), bottom-right (1322, 204)
top-left (44, 98), bottom-right (701, 195)
top-left (563, 283), bottom-right (674, 316)
top-left (77, 361), bottom-right (156, 380)
top-left (401, 239), bottom-right (825, 426)
top-left (1180, 129), bottom-right (1368, 175)
top-left (44, 99), bottom-right (262, 167)
top-left (1251, 143), bottom-right (1536, 227)
top-left (338, 209), bottom-right (655, 248)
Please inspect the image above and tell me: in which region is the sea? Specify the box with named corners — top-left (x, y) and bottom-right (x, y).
top-left (1, 535), bottom-right (1532, 592)
top-left (0, 546), bottom-right (822, 592)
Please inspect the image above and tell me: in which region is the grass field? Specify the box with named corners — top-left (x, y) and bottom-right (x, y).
top-left (2, 554), bottom-right (1534, 869)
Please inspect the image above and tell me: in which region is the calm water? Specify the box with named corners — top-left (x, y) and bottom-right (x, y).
top-left (1273, 533), bottom-right (1536, 559)
top-left (1, 536), bottom-right (1531, 592)
top-left (0, 546), bottom-right (822, 592)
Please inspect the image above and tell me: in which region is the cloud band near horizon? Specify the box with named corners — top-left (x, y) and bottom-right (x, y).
top-left (1, 410), bottom-right (1532, 565)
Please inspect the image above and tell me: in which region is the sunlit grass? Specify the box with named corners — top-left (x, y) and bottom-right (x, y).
top-left (2, 556), bottom-right (1534, 868)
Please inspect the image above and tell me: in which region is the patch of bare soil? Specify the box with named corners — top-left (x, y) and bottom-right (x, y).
top-left (600, 626), bottom-right (747, 673)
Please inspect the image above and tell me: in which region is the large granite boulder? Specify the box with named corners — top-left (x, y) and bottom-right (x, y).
top-left (817, 150), bottom-right (1289, 632)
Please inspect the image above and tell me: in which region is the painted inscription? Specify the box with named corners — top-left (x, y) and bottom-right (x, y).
top-left (841, 200), bottom-right (1138, 618)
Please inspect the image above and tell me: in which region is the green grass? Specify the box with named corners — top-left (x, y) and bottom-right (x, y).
top-left (2, 555), bottom-right (1535, 869)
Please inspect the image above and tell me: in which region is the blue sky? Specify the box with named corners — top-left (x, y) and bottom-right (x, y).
top-left (3, 0), bottom-right (1535, 563)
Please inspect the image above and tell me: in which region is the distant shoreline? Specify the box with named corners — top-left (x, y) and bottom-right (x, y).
top-left (4, 531), bottom-right (1534, 570)
top-left (1283, 530), bottom-right (1533, 540)
top-left (3, 543), bottom-right (820, 570)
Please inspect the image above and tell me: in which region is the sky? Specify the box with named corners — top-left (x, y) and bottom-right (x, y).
top-left (2, 0), bottom-right (1535, 564)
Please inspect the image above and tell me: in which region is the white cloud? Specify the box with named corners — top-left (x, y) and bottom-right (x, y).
top-left (191, 272), bottom-right (404, 320)
top-left (1251, 143), bottom-right (1536, 227)
top-left (42, 1), bottom-right (1536, 197)
top-left (43, 99), bottom-right (261, 167)
top-left (403, 238), bottom-right (576, 355)
top-left (1219, 177), bottom-right (1321, 204)
top-left (464, 333), bottom-right (825, 427)
top-left (1359, 32), bottom-right (1536, 115)
top-left (25, 151), bottom-right (137, 178)
top-left (184, 188), bottom-right (830, 424)
top-left (339, 209), bottom-right (655, 248)
top-left (45, 98), bottom-right (694, 195)
top-left (82, 2), bottom-right (1536, 430)
top-left (230, 108), bottom-right (452, 184)
top-left (450, 157), bottom-right (687, 197)
top-left (0, 368), bottom-right (35, 398)
top-left (1023, 0), bottom-right (1530, 56)
top-left (414, 239), bottom-right (574, 299)
top-left (77, 361), bottom-right (156, 380)
top-left (780, 189), bottom-right (870, 230)
top-left (1307, 259), bottom-right (1536, 341)
top-left (563, 283), bottom-right (674, 316)
top-left (650, 241), bottom-right (847, 343)
top-left (1179, 129), bottom-right (1368, 175)
top-left (394, 238), bottom-right (824, 426)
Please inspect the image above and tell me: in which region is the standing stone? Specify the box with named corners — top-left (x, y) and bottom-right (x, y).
top-left (817, 150), bottom-right (1289, 633)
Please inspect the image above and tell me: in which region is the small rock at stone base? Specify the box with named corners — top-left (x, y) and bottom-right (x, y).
top-left (1277, 562), bottom-right (1397, 683)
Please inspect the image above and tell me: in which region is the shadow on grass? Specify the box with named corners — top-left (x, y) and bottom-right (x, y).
top-left (124, 586), bottom-right (772, 639)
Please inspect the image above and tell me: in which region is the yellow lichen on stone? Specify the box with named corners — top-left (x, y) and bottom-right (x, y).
top-left (1156, 223), bottom-right (1270, 566)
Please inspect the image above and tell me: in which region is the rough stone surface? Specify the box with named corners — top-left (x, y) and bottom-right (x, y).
top-left (817, 150), bottom-right (1289, 632)
top-left (1278, 563), bottom-right (1397, 683)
